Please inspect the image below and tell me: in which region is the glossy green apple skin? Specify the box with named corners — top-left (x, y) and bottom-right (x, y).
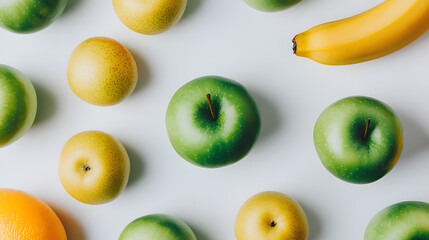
top-left (313, 96), bottom-right (403, 184)
top-left (0, 65), bottom-right (37, 147)
top-left (244, 0), bottom-right (301, 12)
top-left (119, 214), bottom-right (197, 240)
top-left (0, 0), bottom-right (68, 33)
top-left (166, 76), bottom-right (260, 168)
top-left (365, 201), bottom-right (429, 240)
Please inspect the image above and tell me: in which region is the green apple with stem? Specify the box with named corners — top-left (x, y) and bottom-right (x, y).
top-left (365, 201), bottom-right (429, 240)
top-left (244, 0), bottom-right (301, 12)
top-left (0, 0), bottom-right (68, 33)
top-left (313, 96), bottom-right (403, 184)
top-left (166, 76), bottom-right (261, 168)
top-left (0, 65), bottom-right (37, 147)
top-left (119, 214), bottom-right (196, 240)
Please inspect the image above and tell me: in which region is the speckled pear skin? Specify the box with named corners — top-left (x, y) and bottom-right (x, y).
top-left (59, 131), bottom-right (130, 205)
top-left (67, 37), bottom-right (138, 106)
top-left (113, 0), bottom-right (188, 35)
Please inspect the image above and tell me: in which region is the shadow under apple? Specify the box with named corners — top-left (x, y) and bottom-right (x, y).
top-left (62, 0), bottom-right (84, 16)
top-left (249, 90), bottom-right (283, 145)
top-left (32, 82), bottom-right (56, 126)
top-left (187, 223), bottom-right (211, 240)
top-left (397, 111), bottom-right (429, 160)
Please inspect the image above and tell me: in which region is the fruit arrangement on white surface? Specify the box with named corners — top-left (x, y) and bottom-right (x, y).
top-left (0, 0), bottom-right (429, 239)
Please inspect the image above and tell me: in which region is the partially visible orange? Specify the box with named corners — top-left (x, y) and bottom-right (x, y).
top-left (0, 189), bottom-right (67, 240)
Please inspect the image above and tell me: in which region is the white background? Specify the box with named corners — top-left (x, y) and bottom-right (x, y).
top-left (1, 0), bottom-right (429, 239)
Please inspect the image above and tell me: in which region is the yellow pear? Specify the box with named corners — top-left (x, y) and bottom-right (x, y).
top-left (67, 37), bottom-right (138, 106)
top-left (235, 191), bottom-right (309, 240)
top-left (113, 0), bottom-right (188, 35)
top-left (59, 131), bottom-right (130, 205)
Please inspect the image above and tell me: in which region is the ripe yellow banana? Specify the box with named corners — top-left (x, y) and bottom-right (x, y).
top-left (293, 0), bottom-right (429, 65)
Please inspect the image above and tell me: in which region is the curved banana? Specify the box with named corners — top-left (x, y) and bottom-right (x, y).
top-left (293, 0), bottom-right (429, 65)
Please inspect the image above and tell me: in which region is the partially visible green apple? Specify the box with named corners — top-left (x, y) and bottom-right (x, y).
top-left (0, 65), bottom-right (37, 147)
top-left (244, 0), bottom-right (301, 12)
top-left (313, 96), bottom-right (403, 184)
top-left (59, 131), bottom-right (130, 205)
top-left (365, 201), bottom-right (429, 240)
top-left (119, 214), bottom-right (197, 240)
top-left (166, 76), bottom-right (260, 168)
top-left (0, 0), bottom-right (68, 33)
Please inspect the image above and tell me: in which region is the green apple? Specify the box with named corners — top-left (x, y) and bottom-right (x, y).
top-left (119, 214), bottom-right (196, 240)
top-left (365, 201), bottom-right (429, 240)
top-left (235, 191), bottom-right (309, 240)
top-left (59, 131), bottom-right (130, 205)
top-left (0, 65), bottom-right (37, 147)
top-left (313, 96), bottom-right (403, 184)
top-left (166, 76), bottom-right (260, 168)
top-left (113, 0), bottom-right (187, 35)
top-left (244, 0), bottom-right (301, 12)
top-left (0, 0), bottom-right (68, 33)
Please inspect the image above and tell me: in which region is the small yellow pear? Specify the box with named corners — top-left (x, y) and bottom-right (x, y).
top-left (67, 37), bottom-right (138, 106)
top-left (235, 191), bottom-right (309, 240)
top-left (113, 0), bottom-right (188, 35)
top-left (59, 131), bottom-right (130, 205)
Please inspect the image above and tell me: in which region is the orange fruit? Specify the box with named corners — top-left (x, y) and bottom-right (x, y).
top-left (0, 189), bottom-right (67, 240)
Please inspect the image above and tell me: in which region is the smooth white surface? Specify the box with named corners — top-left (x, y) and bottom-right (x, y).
top-left (1, 0), bottom-right (429, 239)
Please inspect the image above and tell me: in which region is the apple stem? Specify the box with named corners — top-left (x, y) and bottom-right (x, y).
top-left (364, 118), bottom-right (371, 139)
top-left (206, 94), bottom-right (216, 120)
top-left (270, 220), bottom-right (276, 227)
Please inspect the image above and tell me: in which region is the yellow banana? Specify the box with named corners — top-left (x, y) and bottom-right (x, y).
top-left (293, 0), bottom-right (429, 65)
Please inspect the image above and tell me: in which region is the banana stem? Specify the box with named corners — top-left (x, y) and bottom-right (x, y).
top-left (292, 36), bottom-right (297, 54)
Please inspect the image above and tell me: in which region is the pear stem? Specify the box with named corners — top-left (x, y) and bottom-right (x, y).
top-left (270, 220), bottom-right (276, 227)
top-left (206, 94), bottom-right (216, 120)
top-left (364, 118), bottom-right (371, 139)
